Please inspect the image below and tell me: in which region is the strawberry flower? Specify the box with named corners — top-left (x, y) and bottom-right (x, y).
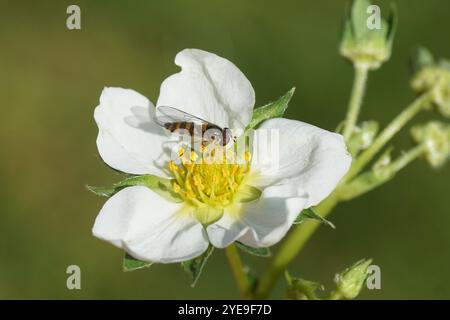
top-left (92, 49), bottom-right (351, 263)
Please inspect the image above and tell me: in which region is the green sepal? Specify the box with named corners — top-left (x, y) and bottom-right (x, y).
top-left (412, 47), bottom-right (435, 73)
top-left (294, 208), bottom-right (336, 229)
top-left (181, 246), bottom-right (214, 287)
top-left (386, 3), bottom-right (398, 54)
top-left (87, 174), bottom-right (181, 202)
top-left (340, 0), bottom-right (397, 69)
top-left (123, 253), bottom-right (153, 272)
top-left (334, 258), bottom-right (372, 299)
top-left (246, 87), bottom-right (295, 130)
top-left (350, 0), bottom-right (372, 41)
top-left (285, 271), bottom-right (324, 300)
top-left (235, 241), bottom-right (271, 258)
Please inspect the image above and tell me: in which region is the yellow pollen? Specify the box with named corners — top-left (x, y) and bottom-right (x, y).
top-left (186, 191), bottom-right (196, 199)
top-left (167, 146), bottom-right (252, 210)
top-left (172, 182), bottom-right (181, 193)
top-left (168, 161), bottom-right (177, 172)
top-left (244, 151), bottom-right (252, 162)
top-left (189, 151), bottom-right (199, 162)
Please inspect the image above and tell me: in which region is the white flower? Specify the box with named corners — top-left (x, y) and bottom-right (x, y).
top-left (92, 49), bottom-right (352, 263)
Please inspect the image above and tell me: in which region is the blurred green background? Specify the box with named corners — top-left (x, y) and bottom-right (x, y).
top-left (0, 0), bottom-right (449, 299)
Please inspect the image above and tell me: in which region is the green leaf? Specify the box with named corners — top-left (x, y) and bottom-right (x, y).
top-left (235, 242), bottom-right (271, 258)
top-left (294, 208), bottom-right (336, 229)
top-left (247, 88), bottom-right (295, 129)
top-left (86, 185), bottom-right (116, 197)
top-left (285, 271), bottom-right (324, 300)
top-left (123, 253), bottom-right (153, 272)
top-left (87, 174), bottom-right (181, 202)
top-left (181, 246), bottom-right (214, 287)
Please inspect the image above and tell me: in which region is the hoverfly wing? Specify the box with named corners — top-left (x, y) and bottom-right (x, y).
top-left (155, 106), bottom-right (213, 127)
top-left (154, 106), bottom-right (229, 146)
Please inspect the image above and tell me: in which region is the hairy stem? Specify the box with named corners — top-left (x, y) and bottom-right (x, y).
top-left (344, 92), bottom-right (431, 183)
top-left (339, 144), bottom-right (426, 201)
top-left (225, 244), bottom-right (250, 298)
top-left (390, 144), bottom-right (426, 171)
top-left (254, 193), bottom-right (339, 299)
top-left (343, 63), bottom-right (369, 141)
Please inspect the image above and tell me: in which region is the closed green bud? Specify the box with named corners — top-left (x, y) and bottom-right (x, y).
top-left (340, 0), bottom-right (397, 70)
top-left (411, 122), bottom-right (450, 168)
top-left (285, 272), bottom-right (324, 300)
top-left (334, 258), bottom-right (372, 299)
top-left (348, 121), bottom-right (379, 155)
top-left (372, 147), bottom-right (393, 176)
top-left (411, 48), bottom-right (450, 118)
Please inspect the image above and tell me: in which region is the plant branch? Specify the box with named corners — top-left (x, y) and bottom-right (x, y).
top-left (225, 244), bottom-right (251, 298)
top-left (339, 144), bottom-right (426, 201)
top-left (343, 92), bottom-right (432, 183)
top-left (343, 63), bottom-right (370, 141)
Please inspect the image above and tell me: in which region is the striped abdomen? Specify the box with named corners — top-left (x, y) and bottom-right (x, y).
top-left (164, 122), bottom-right (219, 136)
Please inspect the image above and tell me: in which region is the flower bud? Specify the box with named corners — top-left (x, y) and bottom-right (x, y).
top-left (348, 121), bottom-right (379, 155)
top-left (411, 122), bottom-right (450, 168)
top-left (340, 0), bottom-right (397, 70)
top-left (372, 147), bottom-right (393, 176)
top-left (411, 47), bottom-right (450, 118)
top-left (334, 258), bottom-right (372, 299)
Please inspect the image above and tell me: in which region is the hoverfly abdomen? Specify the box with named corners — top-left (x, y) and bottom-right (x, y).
top-left (164, 121), bottom-right (190, 132)
top-left (164, 121), bottom-right (204, 138)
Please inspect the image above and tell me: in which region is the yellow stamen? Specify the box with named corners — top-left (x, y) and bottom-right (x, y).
top-left (190, 151), bottom-right (199, 162)
top-left (168, 160), bottom-right (177, 172)
top-left (172, 182), bottom-right (181, 193)
top-left (168, 145), bottom-right (258, 225)
top-left (244, 151), bottom-right (252, 162)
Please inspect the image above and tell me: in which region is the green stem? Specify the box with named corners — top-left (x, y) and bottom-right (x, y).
top-left (225, 244), bottom-right (250, 298)
top-left (254, 193), bottom-right (339, 299)
top-left (343, 63), bottom-right (369, 141)
top-left (343, 92), bottom-right (431, 183)
top-left (339, 144), bottom-right (426, 201)
top-left (389, 144), bottom-right (426, 172)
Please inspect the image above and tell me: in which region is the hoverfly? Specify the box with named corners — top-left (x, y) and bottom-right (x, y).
top-left (154, 106), bottom-right (234, 146)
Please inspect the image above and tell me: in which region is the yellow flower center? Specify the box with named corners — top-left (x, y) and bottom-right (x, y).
top-left (168, 145), bottom-right (257, 225)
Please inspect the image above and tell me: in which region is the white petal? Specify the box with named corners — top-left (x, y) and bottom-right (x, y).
top-left (206, 213), bottom-right (249, 248)
top-left (95, 87), bottom-right (171, 177)
top-left (251, 118), bottom-right (351, 208)
top-left (157, 49), bottom-right (255, 131)
top-left (207, 184), bottom-right (307, 248)
top-left (92, 186), bottom-right (209, 263)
